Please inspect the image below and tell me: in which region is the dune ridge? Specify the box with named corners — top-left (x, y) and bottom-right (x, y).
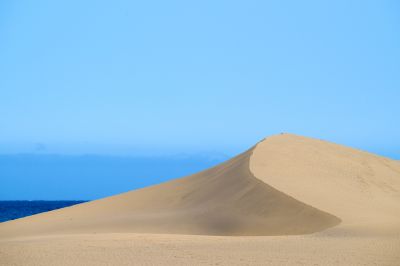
top-left (251, 134), bottom-right (400, 233)
top-left (0, 141), bottom-right (340, 237)
top-left (1, 134), bottom-right (400, 238)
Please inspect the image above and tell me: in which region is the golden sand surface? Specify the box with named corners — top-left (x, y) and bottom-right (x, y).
top-left (1, 134), bottom-right (399, 265)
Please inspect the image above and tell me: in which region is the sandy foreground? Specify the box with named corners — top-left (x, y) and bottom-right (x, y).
top-left (1, 231), bottom-right (399, 266)
top-left (1, 134), bottom-right (400, 265)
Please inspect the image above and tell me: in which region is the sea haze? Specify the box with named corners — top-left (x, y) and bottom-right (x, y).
top-left (0, 153), bottom-right (227, 200)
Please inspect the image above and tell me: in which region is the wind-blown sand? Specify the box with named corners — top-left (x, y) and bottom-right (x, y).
top-left (1, 134), bottom-right (400, 265)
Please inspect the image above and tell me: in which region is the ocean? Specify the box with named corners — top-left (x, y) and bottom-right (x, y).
top-left (0, 201), bottom-right (87, 223)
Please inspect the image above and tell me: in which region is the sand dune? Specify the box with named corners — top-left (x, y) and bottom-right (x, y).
top-left (1, 133), bottom-right (400, 265)
top-left (0, 141), bottom-right (339, 237)
top-left (251, 134), bottom-right (400, 233)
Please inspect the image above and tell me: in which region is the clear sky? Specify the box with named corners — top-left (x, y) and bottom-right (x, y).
top-left (1, 0), bottom-right (399, 158)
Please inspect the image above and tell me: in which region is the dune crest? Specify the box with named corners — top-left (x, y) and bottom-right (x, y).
top-left (251, 134), bottom-right (400, 232)
top-left (1, 134), bottom-right (400, 238)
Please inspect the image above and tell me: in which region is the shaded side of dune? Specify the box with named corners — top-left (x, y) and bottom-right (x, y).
top-left (0, 147), bottom-right (340, 238)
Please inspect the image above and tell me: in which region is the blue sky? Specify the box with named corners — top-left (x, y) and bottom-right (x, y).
top-left (1, 0), bottom-right (399, 158)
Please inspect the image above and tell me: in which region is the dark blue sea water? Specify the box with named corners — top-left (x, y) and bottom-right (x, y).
top-left (0, 201), bottom-right (87, 223)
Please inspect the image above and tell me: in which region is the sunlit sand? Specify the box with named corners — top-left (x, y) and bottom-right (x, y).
top-left (1, 134), bottom-right (399, 265)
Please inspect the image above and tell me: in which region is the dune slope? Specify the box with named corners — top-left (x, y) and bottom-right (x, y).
top-left (0, 143), bottom-right (340, 238)
top-left (2, 133), bottom-right (400, 239)
top-left (251, 134), bottom-right (400, 233)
